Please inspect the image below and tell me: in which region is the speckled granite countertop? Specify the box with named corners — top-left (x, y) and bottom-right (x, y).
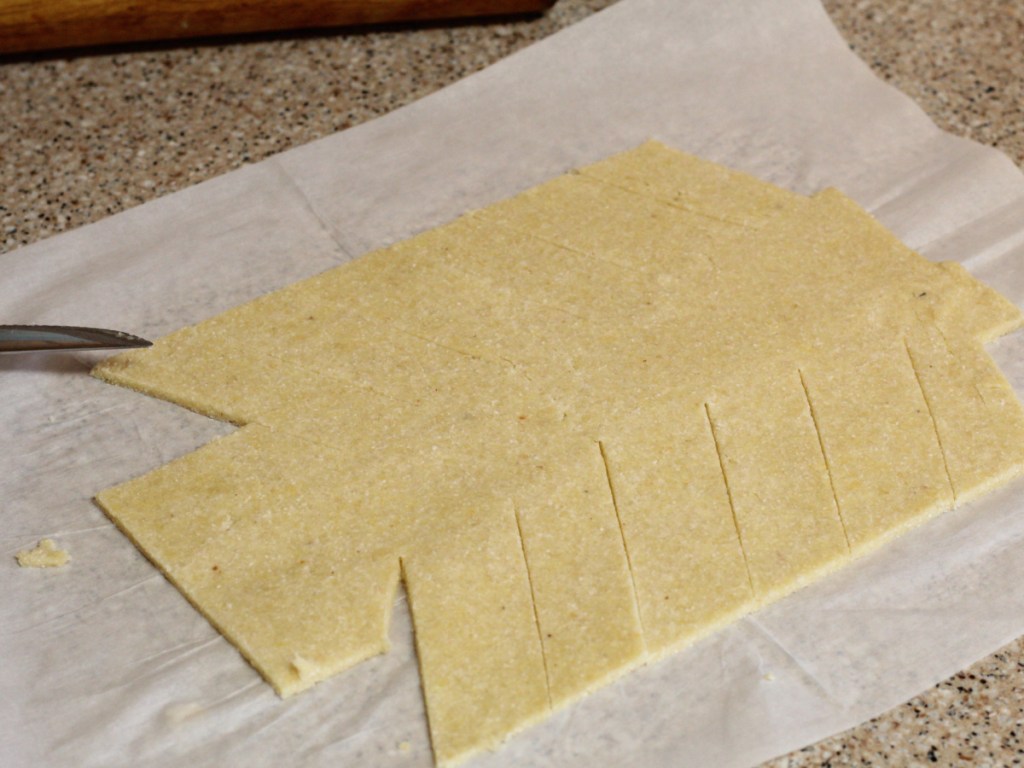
top-left (2, 1), bottom-right (1023, 765)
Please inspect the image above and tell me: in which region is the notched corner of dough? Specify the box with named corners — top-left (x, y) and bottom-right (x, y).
top-left (16, 538), bottom-right (70, 568)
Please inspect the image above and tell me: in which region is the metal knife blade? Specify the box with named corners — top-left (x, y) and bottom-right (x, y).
top-left (0, 325), bottom-right (152, 353)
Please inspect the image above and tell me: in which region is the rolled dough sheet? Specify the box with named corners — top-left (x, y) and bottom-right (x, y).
top-left (94, 141), bottom-right (1024, 767)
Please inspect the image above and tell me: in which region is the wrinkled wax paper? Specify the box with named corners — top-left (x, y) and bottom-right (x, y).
top-left (4, 1), bottom-right (1024, 766)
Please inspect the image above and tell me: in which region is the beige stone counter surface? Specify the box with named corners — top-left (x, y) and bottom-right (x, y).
top-left (2, 1), bottom-right (1023, 765)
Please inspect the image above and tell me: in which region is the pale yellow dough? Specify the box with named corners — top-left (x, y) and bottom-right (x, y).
top-left (94, 141), bottom-right (1024, 766)
top-left (16, 538), bottom-right (70, 568)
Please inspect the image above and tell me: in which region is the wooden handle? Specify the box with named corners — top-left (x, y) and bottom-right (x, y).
top-left (0, 0), bottom-right (555, 55)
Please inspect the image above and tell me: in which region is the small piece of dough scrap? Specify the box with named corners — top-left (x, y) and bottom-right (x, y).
top-left (16, 538), bottom-right (70, 568)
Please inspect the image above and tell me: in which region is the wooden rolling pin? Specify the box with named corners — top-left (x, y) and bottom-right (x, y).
top-left (0, 0), bottom-right (555, 55)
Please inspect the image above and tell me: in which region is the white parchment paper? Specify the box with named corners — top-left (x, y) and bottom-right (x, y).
top-left (4, 1), bottom-right (1024, 766)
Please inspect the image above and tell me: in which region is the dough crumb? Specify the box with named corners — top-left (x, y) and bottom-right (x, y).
top-left (16, 538), bottom-right (70, 568)
top-left (164, 701), bottom-right (205, 723)
top-left (398, 741), bottom-right (412, 753)
top-left (762, 672), bottom-right (775, 682)
top-left (289, 654), bottom-right (319, 681)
